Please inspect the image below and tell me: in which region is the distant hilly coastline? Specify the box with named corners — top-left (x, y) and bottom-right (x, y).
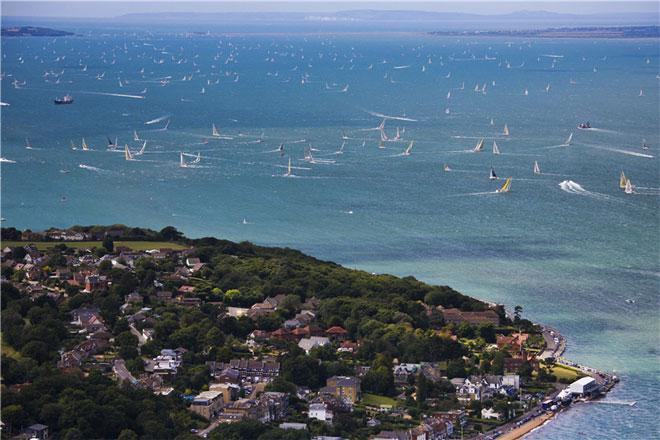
top-left (430, 25), bottom-right (660, 38)
top-left (1, 26), bottom-right (74, 36)
top-left (112, 9), bottom-right (656, 25)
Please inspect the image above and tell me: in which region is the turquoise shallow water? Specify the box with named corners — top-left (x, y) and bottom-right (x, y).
top-left (2, 30), bottom-right (659, 438)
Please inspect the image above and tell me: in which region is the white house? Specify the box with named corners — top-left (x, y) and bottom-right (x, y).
top-left (298, 336), bottom-right (330, 354)
top-left (481, 407), bottom-right (502, 420)
top-left (309, 402), bottom-right (333, 423)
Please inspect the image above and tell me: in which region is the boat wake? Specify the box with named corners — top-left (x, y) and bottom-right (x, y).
top-left (0, 157), bottom-right (17, 163)
top-left (78, 163), bottom-right (104, 172)
top-left (585, 144), bottom-right (654, 159)
top-left (80, 91), bottom-right (145, 100)
top-left (145, 115), bottom-right (170, 125)
top-left (558, 180), bottom-right (612, 201)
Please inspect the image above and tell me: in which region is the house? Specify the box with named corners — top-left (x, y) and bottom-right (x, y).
top-left (279, 423), bottom-right (307, 430)
top-left (225, 358), bottom-right (280, 381)
top-left (144, 349), bottom-right (183, 380)
top-left (431, 410), bottom-right (467, 430)
top-left (325, 326), bottom-right (348, 341)
top-left (393, 363), bottom-right (421, 385)
top-left (298, 336), bottom-right (330, 354)
top-left (125, 292), bottom-right (143, 304)
top-left (481, 407), bottom-right (502, 420)
top-left (185, 257), bottom-right (201, 267)
top-left (226, 306), bottom-right (249, 318)
top-left (209, 383), bottom-right (240, 404)
top-left (153, 290), bottom-right (173, 303)
top-left (496, 332), bottom-right (529, 353)
top-left (24, 424), bottom-right (49, 440)
top-left (84, 274), bottom-right (101, 292)
top-left (323, 376), bottom-right (361, 403)
top-left (190, 390), bottom-right (225, 420)
top-left (55, 267), bottom-right (72, 280)
top-left (309, 402), bottom-right (333, 423)
top-left (71, 307), bottom-right (107, 333)
top-left (178, 285), bottom-right (196, 294)
top-left (504, 356), bottom-right (538, 375)
top-left (248, 301), bottom-right (276, 318)
top-left (337, 340), bottom-right (358, 354)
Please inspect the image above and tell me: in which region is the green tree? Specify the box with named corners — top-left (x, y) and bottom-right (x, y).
top-left (102, 235), bottom-right (114, 253)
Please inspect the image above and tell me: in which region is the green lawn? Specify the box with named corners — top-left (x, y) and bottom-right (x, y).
top-left (1, 334), bottom-right (22, 360)
top-left (361, 393), bottom-right (399, 408)
top-left (551, 364), bottom-right (584, 381)
top-left (2, 240), bottom-right (188, 251)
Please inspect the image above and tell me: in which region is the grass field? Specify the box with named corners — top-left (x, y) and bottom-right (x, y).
top-left (361, 393), bottom-right (399, 408)
top-left (1, 334), bottom-right (22, 360)
top-left (2, 241), bottom-right (189, 251)
top-left (551, 364), bottom-right (584, 381)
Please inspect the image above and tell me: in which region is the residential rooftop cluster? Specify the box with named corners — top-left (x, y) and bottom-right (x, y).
top-left (0, 226), bottom-right (615, 440)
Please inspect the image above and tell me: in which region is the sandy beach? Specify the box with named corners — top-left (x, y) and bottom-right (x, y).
top-left (498, 413), bottom-right (555, 440)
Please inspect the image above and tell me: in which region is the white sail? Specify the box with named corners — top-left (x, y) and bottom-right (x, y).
top-left (212, 124), bottom-right (220, 137)
top-left (492, 141), bottom-right (500, 155)
top-left (137, 140), bottom-right (147, 155)
top-left (503, 124), bottom-right (510, 136)
top-left (473, 138), bottom-right (485, 152)
top-left (443, 164), bottom-right (451, 172)
top-left (533, 161), bottom-right (541, 175)
top-left (403, 140), bottom-right (414, 156)
top-left (133, 130), bottom-right (140, 141)
top-left (624, 178), bottom-right (635, 194)
top-left (563, 132), bottom-right (573, 146)
top-left (124, 144), bottom-right (134, 161)
top-left (81, 138), bottom-right (89, 151)
top-left (285, 158), bottom-right (292, 176)
top-left (192, 153), bottom-right (201, 164)
top-left (179, 152), bottom-right (187, 168)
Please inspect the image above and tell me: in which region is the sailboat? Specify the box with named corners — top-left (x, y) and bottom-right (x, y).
top-left (133, 130), bottom-right (140, 141)
top-left (496, 177), bottom-right (512, 193)
top-left (533, 161), bottom-right (541, 175)
top-left (25, 138), bottom-right (32, 149)
top-left (124, 144), bottom-right (134, 161)
top-left (492, 140), bottom-right (500, 155)
top-left (502, 124), bottom-right (510, 136)
top-left (394, 127), bottom-right (401, 140)
top-left (523, 88), bottom-right (529, 96)
top-left (489, 167), bottom-right (498, 180)
top-left (624, 178), bottom-right (635, 194)
top-left (179, 152), bottom-right (188, 168)
top-left (212, 124), bottom-right (220, 137)
top-left (403, 140), bottom-right (414, 156)
top-left (473, 138), bottom-right (485, 152)
top-left (619, 171), bottom-right (628, 189)
top-left (107, 136), bottom-right (118, 150)
top-left (562, 132), bottom-right (573, 147)
top-left (378, 140), bottom-right (386, 149)
top-left (490, 118), bottom-right (494, 126)
top-left (191, 152), bottom-right (201, 164)
top-left (284, 157), bottom-right (292, 177)
top-left (443, 164), bottom-right (452, 172)
top-left (638, 89), bottom-right (644, 97)
top-left (641, 139), bottom-right (649, 150)
top-left (81, 138), bottom-right (90, 151)
top-left (136, 141), bottom-right (147, 155)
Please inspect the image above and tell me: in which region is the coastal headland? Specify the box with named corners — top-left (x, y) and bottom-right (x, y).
top-left (0, 225), bottom-right (618, 439)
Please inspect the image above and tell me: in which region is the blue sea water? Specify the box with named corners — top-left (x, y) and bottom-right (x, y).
top-left (1, 27), bottom-right (659, 439)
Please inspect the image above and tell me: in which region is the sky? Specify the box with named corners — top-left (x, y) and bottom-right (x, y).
top-left (1, 1), bottom-right (658, 18)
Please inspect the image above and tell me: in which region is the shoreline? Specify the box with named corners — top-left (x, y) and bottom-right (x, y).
top-left (479, 324), bottom-right (618, 440)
